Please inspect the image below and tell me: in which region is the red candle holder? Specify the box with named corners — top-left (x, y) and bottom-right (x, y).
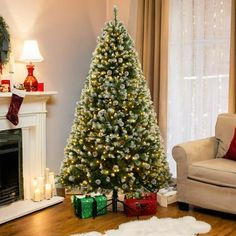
top-left (37, 83), bottom-right (44, 91)
top-left (1, 79), bottom-right (11, 92)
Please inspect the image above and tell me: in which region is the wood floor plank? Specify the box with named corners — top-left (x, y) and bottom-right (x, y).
top-left (0, 196), bottom-right (235, 236)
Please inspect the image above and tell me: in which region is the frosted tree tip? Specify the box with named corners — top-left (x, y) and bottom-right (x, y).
top-left (113, 5), bottom-right (118, 25)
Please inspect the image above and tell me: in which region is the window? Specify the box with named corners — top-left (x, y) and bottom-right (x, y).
top-left (167, 0), bottom-right (231, 176)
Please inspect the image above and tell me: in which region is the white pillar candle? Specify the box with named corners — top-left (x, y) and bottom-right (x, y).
top-left (45, 183), bottom-right (52, 200)
top-left (31, 178), bottom-right (38, 199)
top-left (49, 172), bottom-right (55, 196)
top-left (37, 176), bottom-right (45, 200)
top-left (45, 168), bottom-right (50, 184)
top-left (33, 187), bottom-right (41, 202)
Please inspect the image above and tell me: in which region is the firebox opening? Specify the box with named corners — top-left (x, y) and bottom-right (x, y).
top-left (0, 129), bottom-right (23, 206)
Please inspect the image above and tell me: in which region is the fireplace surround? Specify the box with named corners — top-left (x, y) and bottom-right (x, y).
top-left (0, 91), bottom-right (64, 224)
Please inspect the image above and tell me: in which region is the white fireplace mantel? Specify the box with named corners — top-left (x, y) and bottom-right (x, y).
top-left (0, 91), bottom-right (57, 200)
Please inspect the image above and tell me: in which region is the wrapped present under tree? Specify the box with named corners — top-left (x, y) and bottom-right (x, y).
top-left (72, 195), bottom-right (107, 219)
top-left (94, 195), bottom-right (107, 216)
top-left (124, 193), bottom-right (157, 217)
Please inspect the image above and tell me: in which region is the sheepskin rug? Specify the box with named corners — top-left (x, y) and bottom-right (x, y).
top-left (72, 216), bottom-right (211, 236)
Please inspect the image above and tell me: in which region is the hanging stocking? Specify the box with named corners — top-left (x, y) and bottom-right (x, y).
top-left (6, 89), bottom-right (26, 126)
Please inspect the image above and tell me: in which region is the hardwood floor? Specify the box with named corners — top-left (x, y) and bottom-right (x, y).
top-left (0, 196), bottom-right (235, 236)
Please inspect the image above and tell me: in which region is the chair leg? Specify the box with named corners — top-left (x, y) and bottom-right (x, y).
top-left (178, 202), bottom-right (189, 211)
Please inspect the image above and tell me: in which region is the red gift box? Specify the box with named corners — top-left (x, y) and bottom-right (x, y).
top-left (124, 193), bottom-right (157, 217)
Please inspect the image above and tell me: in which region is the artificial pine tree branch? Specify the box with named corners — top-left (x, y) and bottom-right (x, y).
top-left (113, 5), bottom-right (118, 26)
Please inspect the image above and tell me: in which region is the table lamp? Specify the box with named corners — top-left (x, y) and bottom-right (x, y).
top-left (20, 40), bottom-right (43, 91)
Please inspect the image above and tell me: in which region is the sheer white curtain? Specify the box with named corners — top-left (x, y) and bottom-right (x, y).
top-left (167, 0), bottom-right (231, 176)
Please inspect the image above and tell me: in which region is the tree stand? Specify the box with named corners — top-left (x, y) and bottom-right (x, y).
top-left (111, 189), bottom-right (122, 212)
top-left (95, 189), bottom-right (123, 215)
top-left (94, 189), bottom-right (134, 217)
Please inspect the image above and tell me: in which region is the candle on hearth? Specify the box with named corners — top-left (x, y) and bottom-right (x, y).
top-left (45, 168), bottom-right (50, 184)
top-left (45, 183), bottom-right (52, 200)
top-left (31, 178), bottom-right (38, 199)
top-left (49, 172), bottom-right (55, 196)
top-left (33, 187), bottom-right (41, 202)
top-left (37, 176), bottom-right (44, 200)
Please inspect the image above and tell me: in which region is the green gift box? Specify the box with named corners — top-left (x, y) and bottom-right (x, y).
top-left (94, 195), bottom-right (107, 216)
top-left (73, 195), bottom-right (94, 219)
top-left (72, 195), bottom-right (107, 219)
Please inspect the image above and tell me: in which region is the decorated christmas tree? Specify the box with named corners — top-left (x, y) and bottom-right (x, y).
top-left (60, 8), bottom-right (171, 195)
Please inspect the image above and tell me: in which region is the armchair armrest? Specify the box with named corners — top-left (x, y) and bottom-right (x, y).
top-left (172, 137), bottom-right (218, 164)
top-left (172, 137), bottom-right (218, 181)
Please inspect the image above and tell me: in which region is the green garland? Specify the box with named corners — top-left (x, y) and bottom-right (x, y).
top-left (0, 16), bottom-right (10, 73)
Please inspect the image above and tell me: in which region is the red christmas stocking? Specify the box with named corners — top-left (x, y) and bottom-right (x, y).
top-left (6, 89), bottom-right (25, 126)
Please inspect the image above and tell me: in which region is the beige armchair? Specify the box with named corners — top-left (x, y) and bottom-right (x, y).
top-left (172, 113), bottom-right (236, 214)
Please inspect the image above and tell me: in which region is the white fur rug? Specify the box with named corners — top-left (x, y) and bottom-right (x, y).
top-left (72, 216), bottom-right (211, 236)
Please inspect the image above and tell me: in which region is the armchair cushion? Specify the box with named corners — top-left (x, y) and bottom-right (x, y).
top-left (215, 113), bottom-right (236, 158)
top-left (188, 158), bottom-right (236, 188)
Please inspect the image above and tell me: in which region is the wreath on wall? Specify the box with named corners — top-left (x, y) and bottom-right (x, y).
top-left (0, 16), bottom-right (10, 74)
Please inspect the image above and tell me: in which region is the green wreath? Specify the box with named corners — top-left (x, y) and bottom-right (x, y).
top-left (0, 16), bottom-right (10, 74)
